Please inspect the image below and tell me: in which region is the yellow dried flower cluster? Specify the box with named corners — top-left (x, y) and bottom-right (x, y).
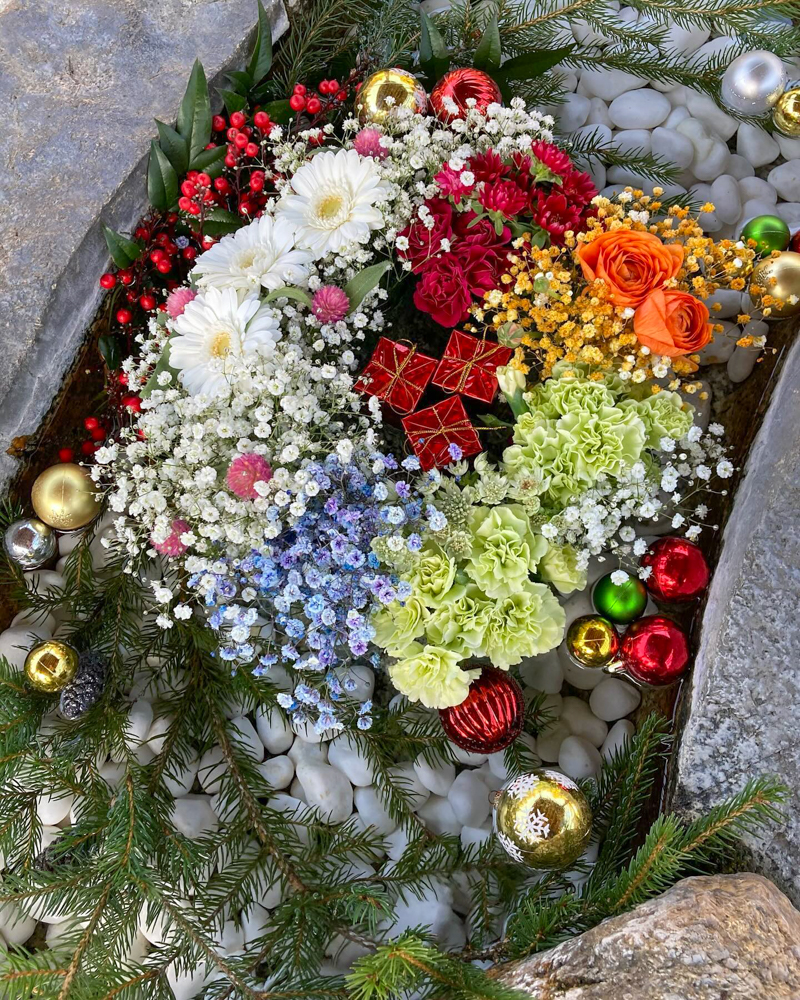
top-left (470, 189), bottom-right (759, 391)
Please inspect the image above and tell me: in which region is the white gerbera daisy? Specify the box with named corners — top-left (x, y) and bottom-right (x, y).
top-left (190, 214), bottom-right (313, 293)
top-left (276, 148), bottom-right (390, 257)
top-left (170, 287), bottom-right (281, 396)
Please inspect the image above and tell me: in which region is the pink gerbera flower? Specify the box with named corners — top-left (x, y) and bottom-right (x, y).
top-left (152, 518), bottom-right (190, 558)
top-left (226, 453), bottom-right (273, 500)
top-left (312, 285), bottom-right (350, 325)
top-left (353, 128), bottom-right (388, 160)
top-left (166, 287), bottom-right (196, 318)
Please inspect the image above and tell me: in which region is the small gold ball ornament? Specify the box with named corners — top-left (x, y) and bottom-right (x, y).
top-left (566, 614), bottom-right (620, 667)
top-left (24, 640), bottom-right (79, 693)
top-left (493, 769), bottom-right (593, 869)
top-left (357, 68), bottom-right (427, 125)
top-left (773, 85), bottom-right (800, 137)
top-left (749, 251), bottom-right (800, 318)
top-left (31, 463), bottom-right (101, 531)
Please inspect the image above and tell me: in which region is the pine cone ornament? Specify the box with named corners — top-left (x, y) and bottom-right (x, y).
top-left (59, 651), bottom-right (107, 719)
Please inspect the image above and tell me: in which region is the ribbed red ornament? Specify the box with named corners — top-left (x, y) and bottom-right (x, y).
top-left (439, 666), bottom-right (524, 753)
top-left (640, 536), bottom-right (710, 602)
top-left (429, 68), bottom-right (503, 124)
top-left (619, 614), bottom-right (690, 686)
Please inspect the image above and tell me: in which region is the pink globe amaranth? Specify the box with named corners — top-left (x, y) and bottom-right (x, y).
top-left (166, 287), bottom-right (197, 318)
top-left (227, 453), bottom-right (273, 500)
top-left (312, 285), bottom-right (350, 325)
top-left (152, 518), bottom-right (190, 558)
top-left (353, 128), bottom-right (388, 160)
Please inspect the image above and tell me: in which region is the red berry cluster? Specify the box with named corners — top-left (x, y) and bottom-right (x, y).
top-left (212, 109), bottom-right (274, 218)
top-left (289, 80), bottom-right (349, 120)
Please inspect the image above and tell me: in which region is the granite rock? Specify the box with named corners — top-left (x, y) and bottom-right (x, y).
top-left (670, 336), bottom-right (800, 906)
top-left (492, 874), bottom-right (800, 999)
top-left (0, 0), bottom-right (288, 489)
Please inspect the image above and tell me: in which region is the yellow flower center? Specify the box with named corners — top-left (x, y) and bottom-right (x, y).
top-left (209, 331), bottom-right (232, 357)
top-left (316, 193), bottom-right (345, 222)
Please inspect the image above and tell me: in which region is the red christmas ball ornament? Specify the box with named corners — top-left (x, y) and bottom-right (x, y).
top-left (640, 536), bottom-right (710, 602)
top-left (791, 230), bottom-right (800, 254)
top-left (429, 68), bottom-right (502, 124)
top-left (619, 615), bottom-right (690, 687)
top-left (439, 666), bottom-right (524, 754)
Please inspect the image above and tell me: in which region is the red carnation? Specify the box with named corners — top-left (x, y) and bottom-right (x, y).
top-left (469, 149), bottom-right (509, 183)
top-left (457, 244), bottom-right (507, 295)
top-left (412, 255), bottom-right (472, 327)
top-left (398, 198), bottom-right (454, 273)
top-left (530, 139), bottom-right (574, 177)
top-left (453, 210), bottom-right (510, 250)
top-left (478, 179), bottom-right (529, 218)
top-left (452, 211), bottom-right (510, 292)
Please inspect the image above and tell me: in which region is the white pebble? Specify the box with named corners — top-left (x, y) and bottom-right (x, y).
top-left (228, 717), bottom-right (263, 761)
top-left (354, 785), bottom-right (396, 834)
top-left (417, 794), bottom-right (461, 835)
top-left (705, 288), bottom-right (744, 319)
top-left (258, 755), bottom-right (294, 790)
top-left (586, 97), bottom-right (612, 128)
top-left (777, 133), bottom-right (800, 160)
top-left (710, 175), bottom-right (742, 225)
top-left (164, 756), bottom-right (199, 798)
top-left (321, 734), bottom-right (372, 784)
top-left (241, 902), bottom-right (271, 944)
top-left (36, 790), bottom-right (75, 826)
top-left (559, 646), bottom-right (606, 690)
top-left (558, 735), bottom-right (602, 780)
top-left (693, 138), bottom-right (730, 182)
top-left (608, 90), bottom-right (669, 129)
top-left (737, 123), bottom-right (781, 168)
top-left (0, 902), bottom-right (36, 945)
top-left (768, 159), bottom-right (800, 202)
top-left (385, 825), bottom-right (410, 861)
top-left (697, 321), bottom-right (739, 364)
top-left (487, 752), bottom-right (511, 780)
top-left (388, 762), bottom-right (430, 810)
top-left (24, 569), bottom-right (64, 593)
top-left (726, 153), bottom-right (755, 180)
top-left (124, 700), bottom-right (153, 751)
top-left (450, 745), bottom-right (487, 766)
top-left (589, 677), bottom-right (641, 721)
top-left (650, 127), bottom-right (694, 169)
top-left (171, 795), bottom-right (219, 838)
top-left (560, 696), bottom-right (609, 748)
top-left (197, 746), bottom-right (227, 794)
top-left (447, 770), bottom-right (492, 828)
top-left (685, 91), bottom-right (738, 140)
top-left (288, 738), bottom-right (328, 767)
top-left (335, 663), bottom-right (375, 702)
top-left (581, 68), bottom-right (646, 101)
top-left (211, 919), bottom-right (244, 956)
top-left (776, 202), bottom-right (800, 232)
top-left (0, 627), bottom-right (48, 671)
top-left (145, 715), bottom-right (173, 755)
top-left (297, 762), bottom-right (353, 824)
top-left (460, 826), bottom-right (492, 851)
top-left (663, 22), bottom-right (709, 54)
top-left (601, 719), bottom-right (636, 760)
top-left (414, 755), bottom-right (455, 797)
top-left (290, 777), bottom-right (307, 803)
top-left (663, 105), bottom-right (690, 128)
top-left (536, 720), bottom-right (570, 762)
top-left (10, 609), bottom-right (55, 635)
top-left (739, 176), bottom-right (778, 205)
top-left (99, 761), bottom-right (125, 788)
top-left (571, 122), bottom-right (611, 148)
top-left (254, 707), bottom-right (294, 754)
top-left (558, 93), bottom-right (590, 132)
top-left (519, 651), bottom-right (563, 694)
top-left (728, 344), bottom-right (761, 383)
top-left (166, 964), bottom-right (209, 1000)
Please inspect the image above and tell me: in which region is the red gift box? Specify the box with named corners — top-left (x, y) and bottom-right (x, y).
top-left (432, 330), bottom-right (513, 404)
top-left (402, 396), bottom-right (482, 471)
top-left (354, 337), bottom-right (437, 415)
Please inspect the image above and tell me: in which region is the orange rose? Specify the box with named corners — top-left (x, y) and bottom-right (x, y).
top-left (577, 230), bottom-right (684, 308)
top-left (633, 289), bottom-right (712, 357)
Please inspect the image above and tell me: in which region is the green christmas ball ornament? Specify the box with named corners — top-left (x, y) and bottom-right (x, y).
top-left (740, 215), bottom-right (791, 256)
top-left (592, 572), bottom-right (648, 625)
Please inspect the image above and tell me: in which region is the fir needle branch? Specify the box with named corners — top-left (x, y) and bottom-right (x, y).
top-left (57, 881), bottom-right (113, 1000)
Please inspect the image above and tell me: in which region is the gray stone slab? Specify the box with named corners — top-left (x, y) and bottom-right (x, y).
top-left (670, 336), bottom-right (800, 906)
top-left (0, 0), bottom-right (288, 489)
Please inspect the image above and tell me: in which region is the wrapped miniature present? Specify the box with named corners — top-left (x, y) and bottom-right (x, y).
top-left (401, 395), bottom-right (482, 471)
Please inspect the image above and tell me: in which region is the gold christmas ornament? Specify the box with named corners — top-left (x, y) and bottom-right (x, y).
top-left (749, 251), bottom-right (800, 318)
top-left (773, 85), bottom-right (800, 137)
top-left (24, 640), bottom-right (79, 693)
top-left (566, 614), bottom-right (620, 667)
top-left (492, 769), bottom-right (593, 869)
top-left (31, 463), bottom-right (101, 531)
top-left (357, 68), bottom-right (427, 125)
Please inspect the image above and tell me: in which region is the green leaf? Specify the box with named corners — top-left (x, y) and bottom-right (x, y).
top-left (227, 69), bottom-right (254, 95)
top-left (155, 120), bottom-right (189, 175)
top-left (495, 46), bottom-right (573, 82)
top-left (102, 224), bottom-right (143, 269)
top-left (189, 145), bottom-right (227, 176)
top-left (419, 11), bottom-right (450, 82)
top-left (141, 340), bottom-right (180, 400)
top-left (97, 334), bottom-right (121, 371)
top-left (261, 98), bottom-right (292, 125)
top-left (147, 141), bottom-right (179, 212)
top-left (177, 59), bottom-right (212, 167)
top-left (473, 15), bottom-right (502, 72)
top-left (344, 261), bottom-right (391, 313)
top-left (264, 286), bottom-right (314, 308)
top-left (477, 413), bottom-right (513, 428)
top-left (202, 208), bottom-right (243, 237)
top-left (219, 88), bottom-right (248, 116)
top-left (247, 0), bottom-right (273, 86)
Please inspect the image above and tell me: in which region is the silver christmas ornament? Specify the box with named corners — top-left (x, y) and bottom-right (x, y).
top-left (4, 518), bottom-right (57, 569)
top-left (720, 50), bottom-right (787, 115)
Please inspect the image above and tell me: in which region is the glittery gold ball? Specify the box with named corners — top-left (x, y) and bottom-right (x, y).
top-left (773, 86), bottom-right (800, 137)
top-left (357, 68), bottom-right (427, 125)
top-left (750, 251), bottom-right (800, 318)
top-left (24, 640), bottom-right (79, 693)
top-left (31, 463), bottom-right (101, 531)
top-left (566, 614), bottom-right (620, 667)
top-left (493, 769), bottom-right (593, 869)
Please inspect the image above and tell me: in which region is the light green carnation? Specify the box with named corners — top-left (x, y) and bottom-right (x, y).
top-left (483, 582), bottom-right (566, 669)
top-left (425, 584), bottom-right (492, 657)
top-left (549, 361), bottom-right (629, 397)
top-left (389, 643), bottom-right (480, 709)
top-left (525, 376), bottom-right (616, 420)
top-left (372, 596), bottom-right (429, 656)
top-left (465, 504), bottom-right (548, 599)
top-left (620, 392), bottom-right (695, 449)
top-left (507, 414), bottom-right (561, 465)
top-left (404, 545), bottom-right (458, 609)
top-left (538, 543), bottom-right (587, 596)
top-left (555, 405), bottom-right (646, 484)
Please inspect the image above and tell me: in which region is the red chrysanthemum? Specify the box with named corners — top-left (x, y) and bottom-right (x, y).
top-left (561, 166), bottom-right (599, 209)
top-left (468, 149), bottom-right (509, 183)
top-left (434, 164), bottom-right (475, 204)
top-left (530, 190), bottom-right (583, 245)
top-left (530, 139), bottom-right (574, 177)
top-left (478, 179), bottom-right (529, 218)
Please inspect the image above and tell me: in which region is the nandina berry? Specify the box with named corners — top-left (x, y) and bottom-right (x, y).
top-left (186, 202), bottom-right (201, 215)
top-left (336, 90), bottom-right (347, 102)
top-left (90, 427), bottom-right (106, 442)
top-left (214, 177), bottom-right (230, 193)
top-left (306, 96), bottom-right (322, 115)
top-left (166, 212), bottom-right (178, 225)
top-left (80, 440), bottom-right (96, 456)
top-left (58, 448), bottom-right (74, 463)
top-left (289, 94), bottom-right (306, 112)
top-left (156, 259), bottom-right (171, 274)
top-left (245, 142), bottom-right (259, 157)
top-left (134, 226), bottom-right (149, 241)
top-left (226, 127), bottom-right (239, 141)
top-left (121, 395), bottom-right (141, 413)
top-left (239, 200), bottom-right (253, 215)
top-left (187, 170), bottom-right (199, 181)
top-left (230, 111), bottom-right (246, 128)
top-left (118, 372), bottom-right (129, 385)
top-left (253, 111), bottom-right (270, 129)
top-left (99, 273), bottom-right (116, 289)
top-left (234, 132), bottom-right (249, 149)
top-left (125, 291), bottom-right (138, 304)
top-left (250, 171), bottom-right (265, 192)
top-left (150, 249), bottom-right (165, 264)
top-left (118, 269), bottom-right (134, 286)
top-left (224, 152), bottom-right (237, 168)
top-left (155, 232), bottom-right (169, 245)
top-left (140, 294), bottom-right (157, 310)
top-left (197, 172), bottom-right (211, 187)
top-left (318, 80), bottom-right (331, 94)
top-left (182, 246), bottom-right (198, 261)
top-left (116, 308), bottom-right (133, 324)
top-left (84, 416), bottom-right (99, 431)
top-left (201, 236), bottom-right (216, 250)
top-left (178, 196), bottom-right (194, 212)
top-left (212, 114), bottom-right (227, 132)
top-left (293, 84), bottom-right (307, 96)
